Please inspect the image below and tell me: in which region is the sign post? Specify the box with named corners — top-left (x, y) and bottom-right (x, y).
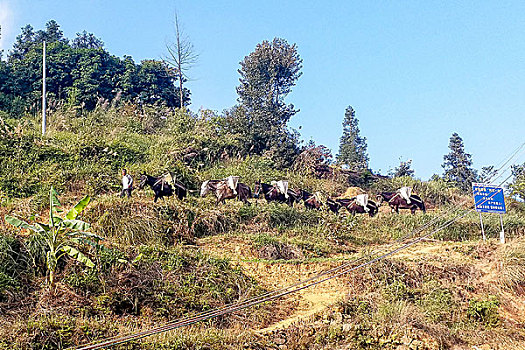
top-left (479, 212), bottom-right (486, 241)
top-left (472, 183), bottom-right (506, 243)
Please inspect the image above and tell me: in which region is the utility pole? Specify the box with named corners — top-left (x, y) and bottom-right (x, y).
top-left (42, 40), bottom-right (46, 136)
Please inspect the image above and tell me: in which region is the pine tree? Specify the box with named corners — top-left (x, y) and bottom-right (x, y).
top-left (236, 38), bottom-right (302, 156)
top-left (392, 159), bottom-right (415, 178)
top-left (337, 106), bottom-right (369, 170)
top-left (442, 132), bottom-right (477, 192)
top-left (509, 163), bottom-right (525, 201)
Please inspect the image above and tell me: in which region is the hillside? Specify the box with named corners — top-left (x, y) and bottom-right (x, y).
top-left (1, 108), bottom-right (525, 350)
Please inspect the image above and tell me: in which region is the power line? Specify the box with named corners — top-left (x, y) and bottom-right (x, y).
top-left (73, 141), bottom-right (524, 350)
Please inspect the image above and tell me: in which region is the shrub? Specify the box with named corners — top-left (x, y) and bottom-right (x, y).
top-left (418, 282), bottom-right (454, 322)
top-left (382, 279), bottom-right (412, 302)
top-left (5, 188), bottom-right (99, 289)
top-left (0, 233), bottom-right (28, 297)
top-left (265, 203), bottom-right (321, 229)
top-left (466, 296), bottom-right (500, 327)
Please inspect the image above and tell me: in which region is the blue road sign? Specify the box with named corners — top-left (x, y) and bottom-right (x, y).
top-left (472, 183), bottom-right (506, 214)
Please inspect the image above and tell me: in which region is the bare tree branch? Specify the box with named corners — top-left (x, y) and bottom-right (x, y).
top-left (163, 12), bottom-right (198, 109)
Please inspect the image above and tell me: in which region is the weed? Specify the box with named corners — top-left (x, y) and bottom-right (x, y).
top-left (466, 296), bottom-right (500, 327)
top-left (0, 233), bottom-right (28, 297)
top-left (418, 281), bottom-right (454, 322)
top-left (501, 238), bottom-right (525, 294)
top-left (383, 279), bottom-right (412, 302)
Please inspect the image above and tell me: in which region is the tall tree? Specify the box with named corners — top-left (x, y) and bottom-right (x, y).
top-left (442, 132), bottom-right (477, 192)
top-left (0, 25), bottom-right (3, 60)
top-left (236, 37), bottom-right (302, 156)
top-left (479, 165), bottom-right (497, 183)
top-left (164, 12), bottom-right (197, 109)
top-left (337, 106), bottom-right (369, 170)
top-left (391, 159), bottom-right (415, 178)
top-left (509, 163), bottom-right (525, 201)
top-left (34, 20), bottom-right (68, 44)
top-left (1, 20), bottom-right (190, 115)
top-left (72, 31), bottom-right (104, 49)
top-left (9, 24), bottom-right (36, 61)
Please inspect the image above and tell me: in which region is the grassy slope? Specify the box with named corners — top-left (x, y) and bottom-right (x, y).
top-left (0, 108), bottom-right (525, 349)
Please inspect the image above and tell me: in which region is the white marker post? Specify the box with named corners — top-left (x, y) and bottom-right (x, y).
top-left (499, 214), bottom-right (505, 244)
top-left (42, 40), bottom-right (46, 136)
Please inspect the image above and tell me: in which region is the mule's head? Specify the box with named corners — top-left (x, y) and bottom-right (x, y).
top-left (200, 180), bottom-right (210, 197)
top-left (326, 197), bottom-right (341, 214)
top-left (368, 201), bottom-right (379, 217)
top-left (138, 174), bottom-right (148, 189)
top-left (253, 180), bottom-right (262, 198)
top-left (375, 194), bottom-right (384, 205)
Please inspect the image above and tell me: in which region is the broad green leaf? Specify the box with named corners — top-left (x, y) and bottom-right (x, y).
top-left (132, 253), bottom-right (144, 264)
top-left (75, 231), bottom-right (103, 240)
top-left (49, 188), bottom-right (62, 227)
top-left (72, 231), bottom-right (103, 244)
top-left (5, 215), bottom-right (39, 233)
top-left (53, 217), bottom-right (63, 226)
top-left (50, 187), bottom-right (61, 209)
top-left (63, 245), bottom-right (95, 268)
top-left (66, 196), bottom-right (91, 220)
top-left (33, 223), bottom-right (49, 233)
top-left (34, 222), bottom-right (49, 230)
top-left (62, 219), bottom-right (90, 231)
top-left (70, 236), bottom-right (100, 248)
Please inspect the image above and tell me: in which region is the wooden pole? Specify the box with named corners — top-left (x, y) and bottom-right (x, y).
top-left (42, 40), bottom-right (46, 136)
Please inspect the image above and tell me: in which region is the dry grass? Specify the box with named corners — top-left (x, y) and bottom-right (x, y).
top-left (500, 238), bottom-right (525, 295)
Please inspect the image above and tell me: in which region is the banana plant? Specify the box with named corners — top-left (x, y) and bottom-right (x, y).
top-left (5, 187), bottom-right (101, 290)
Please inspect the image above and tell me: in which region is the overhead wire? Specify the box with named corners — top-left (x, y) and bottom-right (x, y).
top-left (73, 141), bottom-right (524, 350)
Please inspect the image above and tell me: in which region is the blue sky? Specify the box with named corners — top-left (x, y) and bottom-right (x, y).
top-left (1, 0), bottom-right (524, 180)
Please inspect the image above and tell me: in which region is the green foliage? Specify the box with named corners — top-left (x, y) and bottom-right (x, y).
top-left (391, 159), bottom-right (415, 178)
top-left (292, 142), bottom-right (333, 178)
top-left (467, 296), bottom-right (500, 327)
top-left (442, 132), bottom-right (477, 193)
top-left (1, 20), bottom-right (188, 116)
top-left (337, 106), bottom-right (369, 171)
top-left (382, 279), bottom-right (412, 302)
top-left (25, 315), bottom-right (76, 350)
top-left (0, 234), bottom-right (28, 297)
top-left (234, 38), bottom-right (302, 165)
top-left (237, 204), bottom-right (261, 222)
top-left (265, 203), bottom-right (321, 229)
top-left (5, 187), bottom-right (100, 288)
top-left (127, 245), bottom-right (266, 320)
top-left (418, 282), bottom-right (454, 322)
top-left (509, 163), bottom-right (525, 201)
top-left (252, 232), bottom-right (280, 248)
